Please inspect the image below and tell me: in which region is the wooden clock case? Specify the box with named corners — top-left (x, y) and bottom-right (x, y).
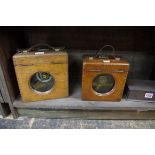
top-left (13, 44), bottom-right (68, 102)
top-left (82, 45), bottom-right (129, 101)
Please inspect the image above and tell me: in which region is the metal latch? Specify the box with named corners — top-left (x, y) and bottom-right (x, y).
top-left (103, 60), bottom-right (110, 63)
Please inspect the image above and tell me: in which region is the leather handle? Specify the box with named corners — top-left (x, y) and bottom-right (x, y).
top-left (26, 43), bottom-right (65, 52)
top-left (95, 45), bottom-right (116, 58)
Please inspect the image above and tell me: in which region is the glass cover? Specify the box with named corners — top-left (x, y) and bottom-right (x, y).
top-left (92, 74), bottom-right (115, 94)
top-left (30, 72), bottom-right (54, 93)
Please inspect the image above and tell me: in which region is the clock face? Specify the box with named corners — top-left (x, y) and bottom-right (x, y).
top-left (30, 72), bottom-right (55, 93)
top-left (92, 74), bottom-right (115, 94)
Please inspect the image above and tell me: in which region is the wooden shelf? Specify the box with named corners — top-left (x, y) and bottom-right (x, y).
top-left (13, 86), bottom-right (155, 119)
top-left (13, 86), bottom-right (155, 111)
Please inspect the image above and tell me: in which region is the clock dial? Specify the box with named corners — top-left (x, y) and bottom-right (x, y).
top-left (30, 72), bottom-right (55, 93)
top-left (92, 74), bottom-right (115, 94)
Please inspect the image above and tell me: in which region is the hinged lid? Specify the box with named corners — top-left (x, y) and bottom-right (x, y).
top-left (13, 43), bottom-right (68, 65)
top-left (84, 45), bottom-right (129, 72)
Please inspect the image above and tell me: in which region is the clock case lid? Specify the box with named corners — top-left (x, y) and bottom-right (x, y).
top-left (13, 43), bottom-right (68, 66)
top-left (83, 45), bottom-right (129, 72)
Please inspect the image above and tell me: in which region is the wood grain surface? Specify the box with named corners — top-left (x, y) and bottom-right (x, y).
top-left (13, 51), bottom-right (69, 102)
top-left (82, 57), bottom-right (129, 101)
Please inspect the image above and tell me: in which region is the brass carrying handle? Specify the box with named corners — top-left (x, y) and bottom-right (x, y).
top-left (95, 45), bottom-right (116, 58)
top-left (26, 43), bottom-right (65, 52)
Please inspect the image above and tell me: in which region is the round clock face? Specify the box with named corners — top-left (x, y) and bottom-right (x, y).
top-left (30, 72), bottom-right (55, 93)
top-left (92, 74), bottom-right (115, 94)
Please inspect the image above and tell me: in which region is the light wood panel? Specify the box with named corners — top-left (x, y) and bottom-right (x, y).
top-left (13, 51), bottom-right (69, 102)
